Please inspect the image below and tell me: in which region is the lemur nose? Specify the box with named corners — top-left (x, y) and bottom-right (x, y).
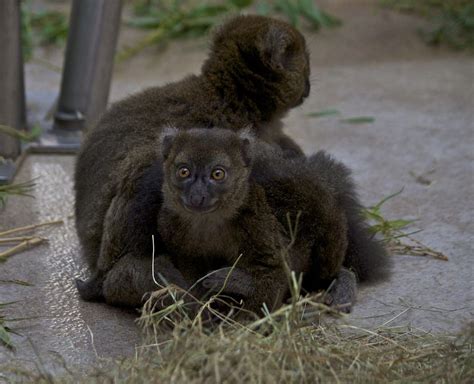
top-left (190, 195), bottom-right (206, 207)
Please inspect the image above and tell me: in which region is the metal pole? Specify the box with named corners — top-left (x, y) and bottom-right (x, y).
top-left (53, 0), bottom-right (122, 135)
top-left (0, 0), bottom-right (26, 181)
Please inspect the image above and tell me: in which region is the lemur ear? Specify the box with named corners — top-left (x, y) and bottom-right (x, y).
top-left (258, 25), bottom-right (294, 71)
top-left (238, 128), bottom-right (255, 166)
top-left (160, 127), bottom-right (178, 160)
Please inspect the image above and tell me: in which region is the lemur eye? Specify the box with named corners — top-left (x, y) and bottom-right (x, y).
top-left (177, 167), bottom-right (190, 178)
top-left (211, 168), bottom-right (226, 181)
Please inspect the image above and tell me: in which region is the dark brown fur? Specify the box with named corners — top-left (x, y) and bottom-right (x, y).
top-left (74, 15), bottom-right (310, 275)
top-left (74, 16), bottom-right (391, 315)
top-left (76, 139), bottom-right (392, 314)
top-left (307, 152), bottom-right (391, 285)
top-left (77, 129), bottom-right (353, 317)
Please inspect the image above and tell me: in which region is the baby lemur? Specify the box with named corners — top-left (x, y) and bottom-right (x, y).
top-left (75, 15), bottom-right (310, 276)
top-left (77, 128), bottom-right (390, 316)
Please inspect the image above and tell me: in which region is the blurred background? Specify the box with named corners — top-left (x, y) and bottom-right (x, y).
top-left (8, 0), bottom-right (474, 135)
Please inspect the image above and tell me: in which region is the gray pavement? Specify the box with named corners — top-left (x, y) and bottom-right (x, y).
top-left (0, 0), bottom-right (473, 373)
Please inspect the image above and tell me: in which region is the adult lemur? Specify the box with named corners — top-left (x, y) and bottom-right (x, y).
top-left (75, 15), bottom-right (310, 274)
top-left (75, 16), bottom-right (390, 316)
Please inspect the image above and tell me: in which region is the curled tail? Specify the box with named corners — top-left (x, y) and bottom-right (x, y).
top-left (308, 151), bottom-right (391, 284)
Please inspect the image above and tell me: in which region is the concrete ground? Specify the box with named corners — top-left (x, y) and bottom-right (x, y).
top-left (1, 0), bottom-right (473, 374)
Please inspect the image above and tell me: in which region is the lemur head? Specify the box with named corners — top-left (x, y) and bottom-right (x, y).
top-left (160, 128), bottom-right (253, 219)
top-left (202, 15), bottom-right (311, 116)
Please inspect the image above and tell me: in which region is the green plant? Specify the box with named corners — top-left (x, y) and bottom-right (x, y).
top-left (306, 108), bottom-right (376, 125)
top-left (20, 1), bottom-right (69, 61)
top-left (0, 124), bottom-right (41, 142)
top-left (381, 0), bottom-right (474, 50)
top-left (363, 189), bottom-right (448, 260)
top-left (0, 301), bottom-right (17, 349)
top-left (0, 124), bottom-right (39, 208)
top-left (20, 1), bottom-right (34, 61)
top-left (364, 188), bottom-right (415, 239)
top-left (261, 0), bottom-right (341, 29)
top-left (341, 116), bottom-right (375, 124)
top-left (120, 0), bottom-right (251, 60)
top-left (121, 0), bottom-right (341, 60)
top-left (0, 281), bottom-right (34, 349)
top-left (30, 10), bottom-right (68, 46)
top-left (0, 180), bottom-right (36, 209)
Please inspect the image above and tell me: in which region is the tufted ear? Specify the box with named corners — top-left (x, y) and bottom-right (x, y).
top-left (257, 25), bottom-right (294, 71)
top-left (238, 128), bottom-right (255, 167)
top-left (160, 126), bottom-right (178, 161)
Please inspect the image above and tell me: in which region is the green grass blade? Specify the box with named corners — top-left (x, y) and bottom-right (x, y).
top-left (340, 116), bottom-right (375, 124)
top-left (373, 187), bottom-right (405, 210)
top-left (386, 219), bottom-right (416, 230)
top-left (363, 209), bottom-right (385, 223)
top-left (0, 179), bottom-right (36, 208)
top-left (0, 124), bottom-right (41, 142)
top-left (0, 325), bottom-right (13, 348)
top-left (306, 109), bottom-right (341, 118)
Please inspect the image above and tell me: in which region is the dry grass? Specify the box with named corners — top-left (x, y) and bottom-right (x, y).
top-left (105, 290), bottom-right (472, 384)
top-left (0, 229), bottom-right (468, 381)
top-left (3, 284), bottom-right (473, 383)
top-left (97, 325), bottom-right (472, 384)
top-left (0, 219), bottom-right (63, 262)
